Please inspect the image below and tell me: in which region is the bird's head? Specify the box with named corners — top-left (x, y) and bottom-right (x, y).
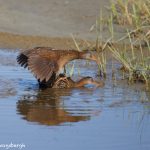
top-left (77, 76), bottom-right (105, 88)
top-left (79, 76), bottom-right (93, 84)
top-left (80, 50), bottom-right (100, 64)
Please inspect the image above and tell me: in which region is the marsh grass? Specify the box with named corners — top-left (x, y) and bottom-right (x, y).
top-left (108, 42), bottom-right (150, 85)
top-left (71, 30), bottom-right (109, 78)
top-left (110, 0), bottom-right (150, 27)
top-left (110, 0), bottom-right (150, 46)
top-left (91, 0), bottom-right (150, 87)
top-left (71, 0), bottom-right (150, 87)
top-left (108, 0), bottom-right (150, 85)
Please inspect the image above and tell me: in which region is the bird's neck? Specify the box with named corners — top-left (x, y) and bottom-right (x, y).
top-left (59, 51), bottom-right (80, 67)
top-left (74, 78), bottom-right (88, 87)
top-left (64, 51), bottom-right (87, 61)
top-left (78, 51), bottom-right (87, 59)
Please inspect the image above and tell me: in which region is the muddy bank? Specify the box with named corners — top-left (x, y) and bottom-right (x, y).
top-left (0, 32), bottom-right (93, 49)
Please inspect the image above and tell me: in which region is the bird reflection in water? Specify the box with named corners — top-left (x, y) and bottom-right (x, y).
top-left (16, 88), bottom-right (96, 126)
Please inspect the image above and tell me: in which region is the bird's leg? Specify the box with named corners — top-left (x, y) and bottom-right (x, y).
top-left (64, 65), bottom-right (67, 75)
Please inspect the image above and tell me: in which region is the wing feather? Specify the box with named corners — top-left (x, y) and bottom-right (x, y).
top-left (28, 55), bottom-right (58, 82)
top-left (17, 54), bottom-right (28, 68)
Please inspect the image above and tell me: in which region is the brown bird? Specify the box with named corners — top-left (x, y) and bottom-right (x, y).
top-left (52, 74), bottom-right (104, 88)
top-left (17, 47), bottom-right (99, 85)
top-left (17, 47), bottom-right (98, 86)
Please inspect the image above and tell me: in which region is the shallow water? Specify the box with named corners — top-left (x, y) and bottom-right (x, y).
top-left (0, 49), bottom-right (150, 150)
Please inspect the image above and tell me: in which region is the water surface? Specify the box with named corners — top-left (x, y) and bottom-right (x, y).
top-left (0, 49), bottom-right (149, 150)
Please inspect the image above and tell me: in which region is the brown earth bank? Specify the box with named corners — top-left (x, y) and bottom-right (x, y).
top-left (0, 31), bottom-right (93, 50)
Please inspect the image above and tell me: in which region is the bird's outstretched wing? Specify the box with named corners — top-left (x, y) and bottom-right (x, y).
top-left (17, 47), bottom-right (53, 69)
top-left (28, 55), bottom-right (58, 82)
top-left (17, 47), bottom-right (58, 82)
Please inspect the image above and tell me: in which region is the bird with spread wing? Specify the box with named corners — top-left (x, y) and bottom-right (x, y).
top-left (17, 47), bottom-right (99, 87)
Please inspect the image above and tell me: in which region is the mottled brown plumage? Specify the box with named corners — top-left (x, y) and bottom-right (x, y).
top-left (17, 47), bottom-right (99, 84)
top-left (52, 74), bottom-right (104, 88)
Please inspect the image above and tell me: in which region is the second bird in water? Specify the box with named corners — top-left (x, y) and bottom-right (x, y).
top-left (52, 74), bottom-right (104, 89)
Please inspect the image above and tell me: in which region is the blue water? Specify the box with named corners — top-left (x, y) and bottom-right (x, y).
top-left (0, 49), bottom-right (149, 150)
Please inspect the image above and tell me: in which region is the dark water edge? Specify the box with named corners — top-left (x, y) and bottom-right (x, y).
top-left (0, 49), bottom-right (149, 150)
